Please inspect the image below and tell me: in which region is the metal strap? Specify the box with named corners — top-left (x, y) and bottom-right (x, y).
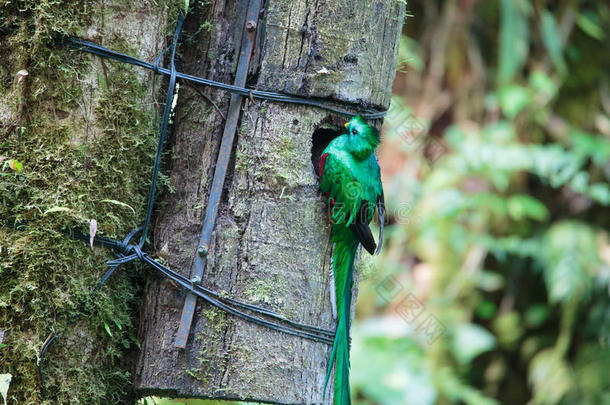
top-left (175, 0), bottom-right (262, 348)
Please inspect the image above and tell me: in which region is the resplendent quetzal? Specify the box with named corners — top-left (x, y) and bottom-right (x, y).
top-left (318, 116), bottom-right (384, 405)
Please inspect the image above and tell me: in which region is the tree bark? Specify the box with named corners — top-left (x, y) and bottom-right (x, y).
top-left (135, 1), bottom-right (404, 403)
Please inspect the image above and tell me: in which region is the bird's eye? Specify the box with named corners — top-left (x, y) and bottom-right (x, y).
top-left (351, 128), bottom-right (357, 135)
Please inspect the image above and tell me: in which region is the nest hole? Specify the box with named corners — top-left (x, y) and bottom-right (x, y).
top-left (311, 126), bottom-right (343, 177)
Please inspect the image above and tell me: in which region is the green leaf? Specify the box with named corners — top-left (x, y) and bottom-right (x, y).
top-left (436, 367), bottom-right (500, 405)
top-left (528, 349), bottom-right (572, 405)
top-left (587, 183), bottom-right (610, 205)
top-left (8, 159), bottom-right (21, 173)
top-left (524, 304), bottom-right (549, 328)
top-left (43, 206), bottom-right (72, 215)
top-left (498, 0), bottom-right (530, 84)
top-left (499, 85), bottom-right (532, 118)
top-left (483, 235), bottom-right (541, 258)
top-left (481, 121), bottom-right (516, 143)
top-left (541, 221), bottom-right (600, 303)
top-left (493, 311), bottom-right (523, 348)
top-left (100, 199), bottom-right (136, 215)
top-left (529, 70), bottom-right (558, 100)
top-left (97, 73), bottom-right (107, 89)
top-left (104, 322), bottom-right (113, 337)
top-left (569, 130), bottom-right (610, 167)
top-left (577, 12), bottom-right (604, 40)
top-left (476, 300), bottom-right (497, 319)
top-left (571, 345), bottom-right (610, 398)
top-left (476, 271), bottom-right (505, 292)
top-left (0, 374), bottom-right (11, 405)
top-left (540, 11), bottom-right (567, 75)
top-left (398, 36), bottom-right (424, 72)
top-left (507, 194), bottom-right (549, 221)
top-left (452, 323), bottom-right (496, 364)
top-left (184, 0), bottom-right (190, 14)
top-left (351, 320), bottom-right (436, 405)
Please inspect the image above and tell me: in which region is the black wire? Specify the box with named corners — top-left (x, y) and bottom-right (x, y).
top-left (38, 334), bottom-right (56, 399)
top-left (140, 255), bottom-right (334, 344)
top-left (37, 228), bottom-right (335, 398)
top-left (138, 14), bottom-right (183, 248)
top-left (102, 232), bottom-right (335, 341)
top-left (68, 224), bottom-right (332, 339)
top-left (61, 37), bottom-right (387, 119)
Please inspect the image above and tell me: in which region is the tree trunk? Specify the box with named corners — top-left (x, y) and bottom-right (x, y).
top-left (135, 1), bottom-right (403, 403)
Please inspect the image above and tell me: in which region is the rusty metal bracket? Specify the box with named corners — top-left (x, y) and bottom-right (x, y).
top-left (175, 0), bottom-right (262, 348)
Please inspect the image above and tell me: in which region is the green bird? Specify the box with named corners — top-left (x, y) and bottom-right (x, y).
top-left (318, 116), bottom-right (384, 405)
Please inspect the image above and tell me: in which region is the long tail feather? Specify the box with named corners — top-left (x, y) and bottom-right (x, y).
top-left (324, 228), bottom-right (358, 405)
top-left (329, 250), bottom-right (337, 320)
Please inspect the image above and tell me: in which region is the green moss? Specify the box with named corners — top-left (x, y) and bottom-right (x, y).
top-left (244, 279), bottom-right (275, 304)
top-left (0, 1), bottom-right (182, 403)
top-left (182, 308), bottom-right (229, 384)
top-left (202, 307), bottom-right (227, 335)
top-left (184, 368), bottom-right (206, 382)
top-left (243, 133), bottom-right (301, 190)
top-left (276, 136), bottom-right (298, 162)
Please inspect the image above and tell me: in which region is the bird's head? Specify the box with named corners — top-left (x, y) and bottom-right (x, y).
top-left (344, 116), bottom-right (379, 158)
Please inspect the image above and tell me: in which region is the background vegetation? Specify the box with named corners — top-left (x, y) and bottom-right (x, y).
top-left (352, 1), bottom-right (610, 404)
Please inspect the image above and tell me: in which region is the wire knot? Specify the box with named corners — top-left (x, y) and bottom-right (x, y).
top-left (132, 244), bottom-right (145, 260)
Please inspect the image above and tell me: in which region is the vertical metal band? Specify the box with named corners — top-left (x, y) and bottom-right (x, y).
top-left (175, 0), bottom-right (262, 348)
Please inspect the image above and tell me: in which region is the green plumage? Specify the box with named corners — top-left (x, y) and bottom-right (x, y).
top-left (318, 116), bottom-right (384, 405)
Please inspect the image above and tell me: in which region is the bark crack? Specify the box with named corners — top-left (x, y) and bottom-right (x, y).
top-left (303, 0), bottom-right (320, 75)
top-left (296, 0), bottom-right (311, 69)
top-left (281, 5), bottom-right (292, 69)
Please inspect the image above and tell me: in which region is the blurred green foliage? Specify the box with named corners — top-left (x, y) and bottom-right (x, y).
top-left (353, 1), bottom-right (610, 404)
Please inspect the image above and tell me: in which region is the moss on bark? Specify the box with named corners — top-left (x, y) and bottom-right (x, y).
top-left (0, 1), bottom-right (180, 402)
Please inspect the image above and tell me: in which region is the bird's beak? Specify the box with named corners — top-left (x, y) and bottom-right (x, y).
top-left (344, 122), bottom-right (349, 128)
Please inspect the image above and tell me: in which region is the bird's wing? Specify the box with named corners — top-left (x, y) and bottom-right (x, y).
top-left (372, 157), bottom-right (384, 255)
top-left (319, 151), bottom-right (360, 225)
top-left (376, 190), bottom-right (384, 254)
top-left (350, 200), bottom-right (376, 255)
